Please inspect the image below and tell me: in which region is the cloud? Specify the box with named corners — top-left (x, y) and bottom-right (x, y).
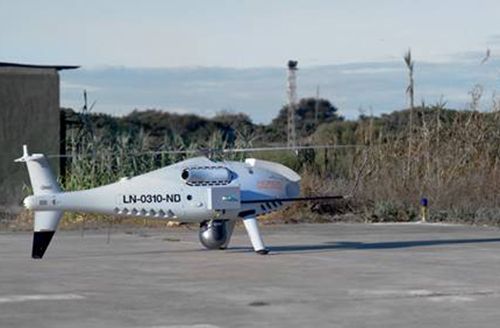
top-left (488, 34), bottom-right (500, 45)
top-left (60, 81), bottom-right (101, 92)
top-left (340, 67), bottom-right (402, 75)
top-left (59, 58), bottom-right (500, 123)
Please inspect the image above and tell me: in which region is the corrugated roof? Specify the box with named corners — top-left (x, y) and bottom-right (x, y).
top-left (0, 62), bottom-right (79, 71)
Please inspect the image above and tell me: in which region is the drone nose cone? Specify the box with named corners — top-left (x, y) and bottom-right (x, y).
top-left (24, 196), bottom-right (36, 209)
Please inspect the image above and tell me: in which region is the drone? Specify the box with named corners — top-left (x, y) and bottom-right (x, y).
top-left (16, 145), bottom-right (345, 259)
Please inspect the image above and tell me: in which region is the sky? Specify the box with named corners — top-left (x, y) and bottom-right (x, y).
top-left (1, 0), bottom-right (500, 122)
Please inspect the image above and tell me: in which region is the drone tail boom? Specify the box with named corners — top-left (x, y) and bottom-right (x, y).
top-left (15, 145), bottom-right (63, 259)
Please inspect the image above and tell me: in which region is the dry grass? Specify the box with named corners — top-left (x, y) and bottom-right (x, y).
top-left (6, 85), bottom-right (500, 229)
top-left (303, 99), bottom-right (500, 224)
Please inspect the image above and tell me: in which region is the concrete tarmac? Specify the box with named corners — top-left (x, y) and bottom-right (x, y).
top-left (2, 223), bottom-right (500, 328)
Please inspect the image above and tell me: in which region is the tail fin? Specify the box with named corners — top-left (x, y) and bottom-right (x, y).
top-left (15, 145), bottom-right (63, 259)
top-left (15, 145), bottom-right (61, 195)
top-left (31, 212), bottom-right (61, 258)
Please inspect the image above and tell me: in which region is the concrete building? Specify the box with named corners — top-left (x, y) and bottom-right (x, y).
top-left (0, 62), bottom-right (78, 218)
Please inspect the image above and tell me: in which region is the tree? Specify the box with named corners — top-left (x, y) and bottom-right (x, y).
top-left (270, 97), bottom-right (343, 141)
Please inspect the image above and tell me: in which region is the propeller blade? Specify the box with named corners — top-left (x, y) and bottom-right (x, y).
top-left (241, 195), bottom-right (345, 204)
top-left (46, 144), bottom-right (365, 158)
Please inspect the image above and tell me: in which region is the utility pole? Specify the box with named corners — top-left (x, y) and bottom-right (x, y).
top-left (287, 60), bottom-right (298, 149)
top-left (315, 85), bottom-right (320, 125)
top-left (404, 49), bottom-right (415, 180)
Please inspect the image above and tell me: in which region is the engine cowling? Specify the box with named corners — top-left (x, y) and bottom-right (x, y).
top-left (199, 219), bottom-right (234, 249)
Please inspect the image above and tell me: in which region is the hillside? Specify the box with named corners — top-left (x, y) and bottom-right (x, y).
top-left (62, 99), bottom-right (481, 148)
top-left (62, 96), bottom-right (343, 147)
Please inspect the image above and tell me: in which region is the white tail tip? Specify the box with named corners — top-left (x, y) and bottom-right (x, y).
top-left (14, 145), bottom-right (30, 162)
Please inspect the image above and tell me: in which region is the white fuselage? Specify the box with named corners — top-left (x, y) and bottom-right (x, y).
top-left (24, 157), bottom-right (301, 222)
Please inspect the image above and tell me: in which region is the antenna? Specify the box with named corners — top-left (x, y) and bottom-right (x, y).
top-left (287, 60), bottom-right (298, 149)
top-left (79, 89), bottom-right (97, 138)
top-left (82, 89), bottom-right (97, 114)
top-left (315, 85), bottom-right (320, 125)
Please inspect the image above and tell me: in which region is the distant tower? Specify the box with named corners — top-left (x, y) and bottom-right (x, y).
top-left (287, 60), bottom-right (298, 148)
top-left (315, 85), bottom-right (320, 125)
